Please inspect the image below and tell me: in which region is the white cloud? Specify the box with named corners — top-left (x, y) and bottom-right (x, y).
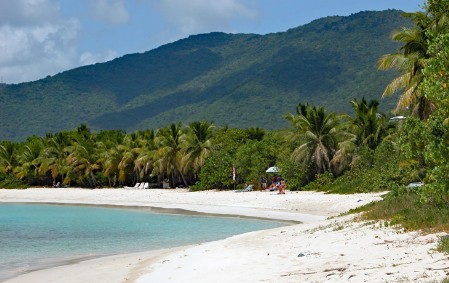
top-left (0, 0), bottom-right (81, 83)
top-left (0, 0), bottom-right (61, 26)
top-left (90, 0), bottom-right (129, 25)
top-left (157, 0), bottom-right (258, 35)
top-left (79, 50), bottom-right (118, 66)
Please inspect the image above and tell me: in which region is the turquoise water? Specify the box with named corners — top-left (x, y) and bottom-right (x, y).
top-left (0, 203), bottom-right (285, 281)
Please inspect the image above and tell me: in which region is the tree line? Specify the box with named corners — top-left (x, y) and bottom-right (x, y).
top-left (0, 97), bottom-right (402, 191)
top-left (1, 1), bottom-right (448, 200)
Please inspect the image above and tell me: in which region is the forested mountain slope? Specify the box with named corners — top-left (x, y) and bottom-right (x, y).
top-left (0, 10), bottom-right (410, 141)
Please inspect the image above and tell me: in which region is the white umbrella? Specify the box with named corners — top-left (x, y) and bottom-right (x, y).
top-left (266, 166), bottom-right (280, 173)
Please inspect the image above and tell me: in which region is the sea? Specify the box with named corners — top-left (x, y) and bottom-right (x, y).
top-left (0, 203), bottom-right (286, 281)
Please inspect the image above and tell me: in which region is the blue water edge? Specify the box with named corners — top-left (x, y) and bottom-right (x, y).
top-left (0, 203), bottom-right (286, 281)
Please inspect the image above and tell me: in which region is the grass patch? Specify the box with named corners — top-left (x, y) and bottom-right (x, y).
top-left (437, 236), bottom-right (449, 254)
top-left (356, 189), bottom-right (449, 233)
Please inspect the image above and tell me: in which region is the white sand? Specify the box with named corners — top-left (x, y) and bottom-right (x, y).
top-left (1, 188), bottom-right (447, 283)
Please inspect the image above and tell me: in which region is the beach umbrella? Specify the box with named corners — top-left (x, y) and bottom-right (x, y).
top-left (266, 166), bottom-right (280, 173)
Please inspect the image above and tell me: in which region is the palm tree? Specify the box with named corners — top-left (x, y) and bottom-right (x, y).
top-left (0, 141), bottom-right (17, 174)
top-left (285, 103), bottom-right (352, 179)
top-left (65, 138), bottom-right (101, 187)
top-left (117, 133), bottom-right (141, 184)
top-left (37, 133), bottom-right (71, 185)
top-left (350, 98), bottom-right (389, 150)
top-left (246, 127), bottom-right (265, 141)
top-left (377, 12), bottom-right (433, 120)
top-left (184, 121), bottom-right (214, 180)
top-left (154, 123), bottom-right (187, 187)
top-left (14, 137), bottom-right (44, 183)
top-left (135, 130), bottom-right (157, 182)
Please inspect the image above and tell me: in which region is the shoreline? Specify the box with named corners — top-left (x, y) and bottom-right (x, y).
top-left (1, 188), bottom-right (447, 282)
top-left (4, 201), bottom-right (301, 224)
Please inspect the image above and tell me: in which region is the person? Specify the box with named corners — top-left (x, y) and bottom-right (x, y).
top-left (261, 176), bottom-right (267, 190)
top-left (278, 179), bottom-right (286, 194)
top-left (276, 175), bottom-right (282, 186)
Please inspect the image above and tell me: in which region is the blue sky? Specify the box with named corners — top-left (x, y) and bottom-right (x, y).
top-left (0, 0), bottom-right (424, 84)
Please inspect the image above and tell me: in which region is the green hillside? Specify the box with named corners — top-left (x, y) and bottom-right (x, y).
top-left (0, 10), bottom-right (410, 141)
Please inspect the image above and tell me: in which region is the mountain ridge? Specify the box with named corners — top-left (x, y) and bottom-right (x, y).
top-left (0, 10), bottom-right (410, 141)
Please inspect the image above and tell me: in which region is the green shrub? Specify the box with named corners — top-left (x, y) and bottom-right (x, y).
top-left (302, 172), bottom-right (334, 192)
top-left (437, 236), bottom-right (449, 254)
top-left (324, 141), bottom-right (408, 194)
top-left (0, 172), bottom-right (27, 189)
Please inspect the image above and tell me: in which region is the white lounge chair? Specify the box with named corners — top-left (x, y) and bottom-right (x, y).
top-left (235, 184), bottom-right (253, 192)
top-left (143, 182), bottom-right (149, 189)
top-left (124, 183), bottom-right (140, 189)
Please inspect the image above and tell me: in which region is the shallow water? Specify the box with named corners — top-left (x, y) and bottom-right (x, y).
top-left (0, 203), bottom-right (285, 281)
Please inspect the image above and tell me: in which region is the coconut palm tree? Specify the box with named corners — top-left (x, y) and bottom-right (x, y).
top-left (116, 133), bottom-right (141, 184)
top-left (65, 138), bottom-right (101, 187)
top-left (0, 141), bottom-right (17, 174)
top-left (154, 123), bottom-right (187, 187)
top-left (14, 137), bottom-right (44, 183)
top-left (183, 121), bottom-right (214, 181)
top-left (135, 130), bottom-right (157, 182)
top-left (377, 12), bottom-right (434, 120)
top-left (37, 133), bottom-right (71, 185)
top-left (350, 98), bottom-right (389, 150)
top-left (246, 127), bottom-right (265, 141)
top-left (285, 103), bottom-right (352, 179)
top-left (100, 145), bottom-right (122, 186)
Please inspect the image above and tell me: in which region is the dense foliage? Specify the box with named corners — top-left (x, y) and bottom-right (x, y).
top-left (0, 96), bottom-right (407, 191)
top-left (354, 0), bottom-right (449, 243)
top-left (0, 10), bottom-right (410, 141)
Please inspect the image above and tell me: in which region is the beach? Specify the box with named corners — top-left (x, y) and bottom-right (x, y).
top-left (0, 188), bottom-right (447, 282)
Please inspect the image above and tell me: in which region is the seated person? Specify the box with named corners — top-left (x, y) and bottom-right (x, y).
top-left (278, 179), bottom-right (286, 194)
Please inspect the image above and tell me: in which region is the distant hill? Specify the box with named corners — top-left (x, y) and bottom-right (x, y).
top-left (0, 10), bottom-right (410, 141)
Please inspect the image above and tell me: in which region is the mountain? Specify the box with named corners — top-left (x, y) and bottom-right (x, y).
top-left (0, 10), bottom-right (411, 141)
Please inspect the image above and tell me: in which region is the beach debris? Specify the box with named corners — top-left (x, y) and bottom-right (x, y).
top-left (297, 253), bottom-right (305, 257)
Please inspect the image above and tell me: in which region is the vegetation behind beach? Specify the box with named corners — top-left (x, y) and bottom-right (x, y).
top-left (2, 0), bottom-right (449, 258)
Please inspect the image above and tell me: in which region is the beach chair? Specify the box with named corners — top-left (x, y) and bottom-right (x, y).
top-left (143, 182), bottom-right (149, 189)
top-left (235, 184), bottom-right (254, 192)
top-left (124, 183), bottom-right (140, 189)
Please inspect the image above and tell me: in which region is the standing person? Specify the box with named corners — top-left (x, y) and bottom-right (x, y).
top-left (261, 176), bottom-right (267, 190)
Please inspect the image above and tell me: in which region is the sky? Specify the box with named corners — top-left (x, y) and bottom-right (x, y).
top-left (0, 0), bottom-right (425, 84)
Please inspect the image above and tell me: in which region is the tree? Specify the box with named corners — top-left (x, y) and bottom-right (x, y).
top-left (65, 137), bottom-right (101, 187)
top-left (246, 127), bottom-right (265, 141)
top-left (285, 103), bottom-right (352, 179)
top-left (13, 137), bottom-right (44, 183)
top-left (135, 130), bottom-right (157, 182)
top-left (413, 0), bottom-right (449, 205)
top-left (116, 133), bottom-right (141, 184)
top-left (377, 12), bottom-right (434, 120)
top-left (36, 134), bottom-right (70, 184)
top-left (194, 128), bottom-right (249, 190)
top-left (154, 123), bottom-right (187, 187)
top-left (350, 98), bottom-right (389, 150)
top-left (0, 141), bottom-right (17, 174)
top-left (183, 121), bottom-right (214, 179)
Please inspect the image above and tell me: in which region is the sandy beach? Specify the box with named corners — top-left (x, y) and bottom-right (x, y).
top-left (1, 187), bottom-right (447, 282)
